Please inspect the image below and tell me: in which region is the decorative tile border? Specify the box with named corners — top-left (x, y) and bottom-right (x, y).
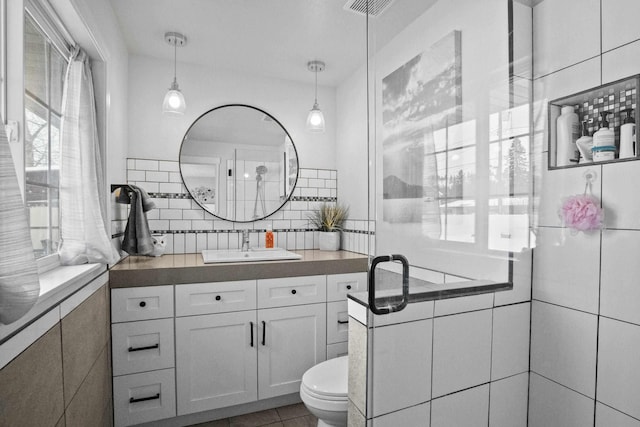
top-left (147, 193), bottom-right (191, 199)
top-left (144, 193), bottom-right (338, 203)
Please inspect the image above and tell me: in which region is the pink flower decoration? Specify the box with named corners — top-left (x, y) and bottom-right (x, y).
top-left (560, 194), bottom-right (603, 232)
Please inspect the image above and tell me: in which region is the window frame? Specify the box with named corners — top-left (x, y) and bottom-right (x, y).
top-left (23, 1), bottom-right (72, 267)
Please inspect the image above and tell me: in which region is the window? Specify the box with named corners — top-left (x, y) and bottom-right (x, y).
top-left (23, 12), bottom-right (68, 259)
top-left (488, 104), bottom-right (531, 252)
top-left (423, 105), bottom-right (532, 252)
top-left (430, 120), bottom-right (477, 243)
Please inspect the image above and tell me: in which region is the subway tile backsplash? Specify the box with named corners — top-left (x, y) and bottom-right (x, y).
top-left (112, 158), bottom-right (374, 255)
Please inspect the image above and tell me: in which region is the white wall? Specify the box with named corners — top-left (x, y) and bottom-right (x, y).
top-left (127, 54), bottom-right (337, 171)
top-left (336, 63), bottom-right (369, 220)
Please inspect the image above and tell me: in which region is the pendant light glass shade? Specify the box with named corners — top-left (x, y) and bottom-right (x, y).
top-left (163, 32), bottom-right (187, 115)
top-left (306, 101), bottom-right (325, 132)
top-left (163, 78), bottom-right (186, 115)
top-left (306, 60), bottom-right (325, 133)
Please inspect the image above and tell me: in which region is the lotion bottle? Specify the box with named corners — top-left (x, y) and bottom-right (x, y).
top-left (620, 109), bottom-right (635, 159)
top-left (556, 105), bottom-right (580, 166)
top-left (593, 111), bottom-right (615, 148)
top-left (576, 120), bottom-right (593, 164)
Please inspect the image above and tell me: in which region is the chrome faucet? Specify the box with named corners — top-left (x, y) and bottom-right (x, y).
top-left (241, 230), bottom-right (251, 252)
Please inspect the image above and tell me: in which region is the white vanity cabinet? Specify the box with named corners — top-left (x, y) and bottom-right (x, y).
top-left (256, 275), bottom-right (327, 399)
top-left (174, 276), bottom-right (327, 415)
top-left (110, 271), bottom-right (365, 425)
top-left (111, 286), bottom-right (176, 427)
top-left (326, 272), bottom-right (367, 359)
top-left (175, 310), bottom-right (258, 414)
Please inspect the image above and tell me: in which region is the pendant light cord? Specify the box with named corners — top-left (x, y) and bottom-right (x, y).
top-left (314, 65), bottom-right (318, 104)
top-left (173, 37), bottom-right (177, 82)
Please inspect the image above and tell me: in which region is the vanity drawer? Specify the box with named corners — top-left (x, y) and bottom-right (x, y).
top-left (257, 275), bottom-right (327, 308)
top-left (175, 280), bottom-right (257, 316)
top-left (111, 286), bottom-right (174, 323)
top-left (113, 368), bottom-right (176, 427)
top-left (327, 272), bottom-right (367, 302)
top-left (112, 318), bottom-right (175, 376)
top-left (327, 300), bottom-right (349, 344)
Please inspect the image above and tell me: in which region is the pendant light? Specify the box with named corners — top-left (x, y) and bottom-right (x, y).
top-left (162, 32), bottom-right (187, 115)
top-left (306, 60), bottom-right (325, 132)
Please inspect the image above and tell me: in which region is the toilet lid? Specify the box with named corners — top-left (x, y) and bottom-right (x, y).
top-left (302, 356), bottom-right (348, 398)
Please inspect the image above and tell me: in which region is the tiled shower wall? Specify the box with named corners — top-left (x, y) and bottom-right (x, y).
top-left (347, 253), bottom-right (533, 426)
top-left (111, 158), bottom-right (373, 255)
top-left (530, 0), bottom-right (640, 425)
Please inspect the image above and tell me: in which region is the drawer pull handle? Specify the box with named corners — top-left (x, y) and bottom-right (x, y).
top-left (129, 393), bottom-right (160, 404)
top-left (250, 321), bottom-right (254, 347)
top-left (215, 295), bottom-right (222, 301)
top-left (128, 343), bottom-right (159, 352)
top-left (346, 285), bottom-right (352, 290)
top-left (139, 301), bottom-right (146, 308)
top-left (337, 319), bottom-right (349, 324)
top-left (262, 320), bottom-right (266, 346)
top-left (291, 289), bottom-right (297, 295)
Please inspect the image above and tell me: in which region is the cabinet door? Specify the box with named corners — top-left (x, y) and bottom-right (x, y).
top-left (175, 311), bottom-right (257, 415)
top-left (257, 304), bottom-right (327, 400)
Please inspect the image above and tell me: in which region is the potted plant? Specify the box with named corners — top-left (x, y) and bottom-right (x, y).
top-left (308, 203), bottom-right (349, 251)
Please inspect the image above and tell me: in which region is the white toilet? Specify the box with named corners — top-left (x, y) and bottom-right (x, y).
top-left (300, 356), bottom-right (348, 427)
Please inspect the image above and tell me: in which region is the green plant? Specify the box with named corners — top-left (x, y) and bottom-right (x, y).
top-left (308, 203), bottom-right (349, 232)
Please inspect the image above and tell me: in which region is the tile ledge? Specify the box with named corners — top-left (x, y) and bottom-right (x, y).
top-left (0, 263), bottom-right (107, 345)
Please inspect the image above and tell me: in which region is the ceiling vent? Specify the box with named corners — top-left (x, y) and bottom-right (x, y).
top-left (344, 0), bottom-right (395, 17)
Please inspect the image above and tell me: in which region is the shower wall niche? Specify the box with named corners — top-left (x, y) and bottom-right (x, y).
top-left (548, 74), bottom-right (639, 169)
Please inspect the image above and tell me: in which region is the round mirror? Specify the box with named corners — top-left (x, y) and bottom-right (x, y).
top-left (179, 105), bottom-right (299, 222)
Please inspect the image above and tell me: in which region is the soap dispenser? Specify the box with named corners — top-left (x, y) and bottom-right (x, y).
top-left (620, 109), bottom-right (636, 159)
top-left (576, 120), bottom-right (593, 164)
top-left (265, 225), bottom-right (274, 248)
top-left (592, 112), bottom-right (616, 161)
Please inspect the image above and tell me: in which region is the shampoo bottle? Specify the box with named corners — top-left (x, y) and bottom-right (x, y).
top-left (556, 105), bottom-right (580, 166)
top-left (620, 109), bottom-right (636, 159)
top-left (576, 120), bottom-right (593, 164)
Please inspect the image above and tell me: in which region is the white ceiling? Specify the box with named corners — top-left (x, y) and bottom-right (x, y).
top-left (108, 0), bottom-right (437, 87)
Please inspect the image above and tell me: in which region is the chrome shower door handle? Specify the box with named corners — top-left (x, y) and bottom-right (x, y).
top-left (368, 254), bottom-right (410, 315)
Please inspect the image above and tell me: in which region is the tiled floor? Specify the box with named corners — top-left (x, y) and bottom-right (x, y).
top-left (190, 403), bottom-right (317, 427)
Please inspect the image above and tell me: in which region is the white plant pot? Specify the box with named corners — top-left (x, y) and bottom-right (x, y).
top-left (319, 231), bottom-right (341, 251)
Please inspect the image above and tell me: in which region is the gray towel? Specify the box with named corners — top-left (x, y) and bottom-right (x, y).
top-left (0, 117), bottom-right (40, 324)
top-left (120, 186), bottom-right (156, 255)
top-left (115, 185), bottom-right (155, 212)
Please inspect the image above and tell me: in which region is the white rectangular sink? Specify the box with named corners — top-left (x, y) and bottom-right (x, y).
top-left (202, 248), bottom-right (302, 264)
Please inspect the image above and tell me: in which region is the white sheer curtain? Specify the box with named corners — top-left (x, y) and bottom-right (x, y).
top-left (0, 118), bottom-right (40, 324)
top-left (58, 47), bottom-right (119, 265)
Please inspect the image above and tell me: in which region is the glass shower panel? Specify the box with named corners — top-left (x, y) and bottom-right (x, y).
top-left (355, 0), bottom-right (534, 424)
top-left (368, 0), bottom-right (533, 282)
